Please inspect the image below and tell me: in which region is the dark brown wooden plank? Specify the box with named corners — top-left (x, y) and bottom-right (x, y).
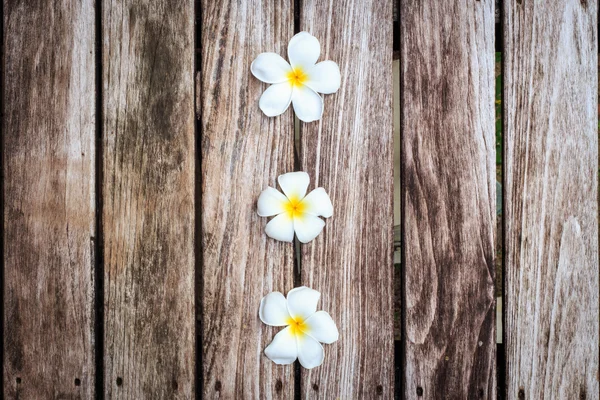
top-left (298, 1), bottom-right (394, 397)
top-left (200, 1), bottom-right (295, 398)
top-left (102, 2), bottom-right (195, 397)
top-left (504, 1), bottom-right (598, 398)
top-left (400, 1), bottom-right (496, 398)
top-left (3, 0), bottom-right (96, 397)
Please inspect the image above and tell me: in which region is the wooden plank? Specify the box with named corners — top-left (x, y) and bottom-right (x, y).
top-left (298, 1), bottom-right (394, 398)
top-left (199, 1), bottom-right (295, 398)
top-left (504, 1), bottom-right (598, 398)
top-left (400, 1), bottom-right (496, 398)
top-left (3, 0), bottom-right (96, 398)
top-left (102, 2), bottom-right (195, 397)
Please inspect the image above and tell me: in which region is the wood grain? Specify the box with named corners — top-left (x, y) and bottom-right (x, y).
top-left (199, 0), bottom-right (295, 398)
top-left (102, 1), bottom-right (195, 397)
top-left (3, 0), bottom-right (96, 398)
top-left (298, 0), bottom-right (394, 398)
top-left (400, 1), bottom-right (497, 398)
top-left (504, 1), bottom-right (598, 398)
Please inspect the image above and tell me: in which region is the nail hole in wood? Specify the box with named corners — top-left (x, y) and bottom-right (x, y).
top-left (74, 378), bottom-right (81, 386)
top-left (518, 387), bottom-right (525, 399)
top-left (312, 383), bottom-right (319, 391)
top-left (275, 379), bottom-right (282, 392)
top-left (116, 377), bottom-right (123, 386)
top-left (416, 386), bottom-right (424, 396)
top-left (376, 385), bottom-right (383, 395)
top-left (215, 380), bottom-right (222, 391)
top-left (16, 377), bottom-right (21, 384)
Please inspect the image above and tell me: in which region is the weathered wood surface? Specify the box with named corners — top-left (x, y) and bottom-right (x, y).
top-left (504, 1), bottom-right (599, 399)
top-left (199, 0), bottom-right (296, 398)
top-left (3, 0), bottom-right (96, 398)
top-left (102, 1), bottom-right (195, 398)
top-left (400, 1), bottom-right (496, 398)
top-left (298, 0), bottom-right (394, 398)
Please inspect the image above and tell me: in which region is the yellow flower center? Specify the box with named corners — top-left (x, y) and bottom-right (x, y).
top-left (287, 67), bottom-right (308, 87)
top-left (284, 197), bottom-right (306, 218)
top-left (287, 317), bottom-right (307, 336)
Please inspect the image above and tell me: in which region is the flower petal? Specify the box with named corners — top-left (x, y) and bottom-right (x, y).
top-left (293, 214), bottom-right (326, 244)
top-left (288, 31), bottom-right (320, 69)
top-left (265, 213), bottom-right (295, 242)
top-left (296, 334), bottom-right (325, 369)
top-left (251, 52), bottom-right (293, 84)
top-left (291, 85), bottom-right (323, 123)
top-left (259, 291), bottom-right (292, 326)
top-left (265, 213), bottom-right (294, 243)
top-left (264, 326), bottom-right (298, 365)
top-left (303, 311), bottom-right (339, 344)
top-left (300, 188), bottom-right (333, 218)
top-left (278, 171), bottom-right (310, 201)
top-left (257, 187), bottom-right (289, 217)
top-left (287, 286), bottom-right (320, 321)
top-left (305, 61), bottom-right (341, 94)
top-left (259, 82), bottom-right (293, 117)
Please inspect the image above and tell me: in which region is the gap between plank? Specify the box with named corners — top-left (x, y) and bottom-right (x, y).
top-left (399, 0), bottom-right (409, 396)
top-left (94, 0), bottom-right (105, 398)
top-left (194, 0), bottom-right (204, 398)
top-left (499, 0), bottom-right (507, 397)
top-left (394, 1), bottom-right (402, 399)
top-left (0, 1), bottom-right (5, 395)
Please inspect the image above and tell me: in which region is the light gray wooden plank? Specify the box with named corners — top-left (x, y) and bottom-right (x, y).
top-left (199, 0), bottom-right (296, 398)
top-left (504, 1), bottom-right (599, 398)
top-left (298, 0), bottom-right (395, 397)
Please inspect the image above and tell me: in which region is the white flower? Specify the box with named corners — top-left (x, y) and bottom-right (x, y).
top-left (250, 31), bottom-right (341, 122)
top-left (260, 287), bottom-right (339, 369)
top-left (257, 172), bottom-right (333, 243)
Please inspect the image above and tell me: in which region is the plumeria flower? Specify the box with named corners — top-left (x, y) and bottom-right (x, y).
top-left (260, 287), bottom-right (339, 369)
top-left (257, 171), bottom-right (333, 243)
top-left (250, 31), bottom-right (341, 122)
